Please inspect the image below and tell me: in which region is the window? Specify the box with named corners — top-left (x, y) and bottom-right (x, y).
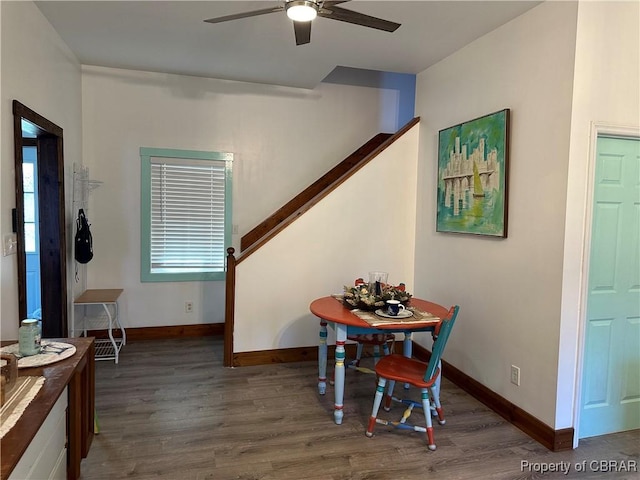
top-left (22, 154), bottom-right (37, 253)
top-left (140, 148), bottom-right (233, 282)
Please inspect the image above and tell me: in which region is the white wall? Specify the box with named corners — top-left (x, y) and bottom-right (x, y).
top-left (1, 0), bottom-right (3, 334)
top-left (322, 66), bottom-right (416, 132)
top-left (0, 1), bottom-right (82, 340)
top-left (414, 1), bottom-right (578, 428)
top-left (81, 66), bottom-right (388, 328)
top-left (559, 0), bottom-right (639, 436)
top-left (234, 125), bottom-right (419, 352)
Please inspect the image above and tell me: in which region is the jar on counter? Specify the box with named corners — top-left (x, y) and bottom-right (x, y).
top-left (19, 319), bottom-right (41, 356)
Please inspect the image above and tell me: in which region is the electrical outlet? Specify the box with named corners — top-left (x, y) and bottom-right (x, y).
top-left (511, 365), bottom-right (521, 386)
top-left (185, 302), bottom-right (193, 313)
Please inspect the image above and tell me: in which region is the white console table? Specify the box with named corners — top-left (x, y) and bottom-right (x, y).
top-left (74, 289), bottom-right (126, 363)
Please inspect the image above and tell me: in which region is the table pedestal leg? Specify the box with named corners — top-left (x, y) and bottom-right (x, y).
top-left (432, 360), bottom-right (442, 416)
top-left (403, 332), bottom-right (412, 389)
top-left (433, 330), bottom-right (442, 413)
top-left (318, 320), bottom-right (327, 395)
top-left (333, 323), bottom-right (347, 425)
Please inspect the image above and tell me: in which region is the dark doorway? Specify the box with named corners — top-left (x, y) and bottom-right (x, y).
top-left (13, 100), bottom-right (68, 337)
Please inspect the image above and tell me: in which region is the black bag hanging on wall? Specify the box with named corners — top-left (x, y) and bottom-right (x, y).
top-left (75, 209), bottom-right (94, 264)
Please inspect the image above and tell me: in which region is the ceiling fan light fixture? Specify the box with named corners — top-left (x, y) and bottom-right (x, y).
top-left (286, 1), bottom-right (318, 22)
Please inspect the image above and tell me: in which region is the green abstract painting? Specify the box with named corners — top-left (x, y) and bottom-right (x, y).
top-left (436, 109), bottom-right (510, 237)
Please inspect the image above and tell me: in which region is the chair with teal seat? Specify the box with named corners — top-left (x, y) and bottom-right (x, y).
top-left (365, 305), bottom-right (459, 450)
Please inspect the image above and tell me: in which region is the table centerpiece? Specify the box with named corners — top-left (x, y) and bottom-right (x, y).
top-left (342, 280), bottom-right (412, 311)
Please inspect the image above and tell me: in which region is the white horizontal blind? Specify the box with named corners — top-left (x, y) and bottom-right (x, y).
top-left (150, 158), bottom-right (226, 273)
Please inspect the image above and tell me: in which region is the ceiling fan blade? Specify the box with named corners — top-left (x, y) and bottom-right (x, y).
top-left (293, 21), bottom-right (312, 45)
top-left (318, 5), bottom-right (400, 32)
top-left (322, 1), bottom-right (351, 6)
top-left (204, 6), bottom-right (283, 24)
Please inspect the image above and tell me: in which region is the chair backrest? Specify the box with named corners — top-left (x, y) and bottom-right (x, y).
top-left (423, 305), bottom-right (459, 382)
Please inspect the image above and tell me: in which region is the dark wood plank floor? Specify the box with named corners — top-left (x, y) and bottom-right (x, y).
top-left (80, 337), bottom-right (639, 479)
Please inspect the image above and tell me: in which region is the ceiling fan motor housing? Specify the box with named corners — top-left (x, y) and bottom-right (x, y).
top-left (286, 0), bottom-right (319, 22)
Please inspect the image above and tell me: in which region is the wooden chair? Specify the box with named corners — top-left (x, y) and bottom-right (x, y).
top-left (346, 333), bottom-right (395, 374)
top-left (365, 305), bottom-right (459, 450)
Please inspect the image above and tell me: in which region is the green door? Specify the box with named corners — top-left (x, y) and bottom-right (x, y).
top-left (580, 135), bottom-right (640, 438)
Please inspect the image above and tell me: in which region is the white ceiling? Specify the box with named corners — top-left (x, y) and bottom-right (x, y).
top-left (35, 1), bottom-right (541, 89)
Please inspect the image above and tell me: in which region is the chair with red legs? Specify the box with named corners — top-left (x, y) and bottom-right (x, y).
top-left (346, 332), bottom-right (395, 374)
top-left (365, 305), bottom-right (459, 450)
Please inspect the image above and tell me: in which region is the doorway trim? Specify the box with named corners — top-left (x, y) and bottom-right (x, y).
top-left (12, 100), bottom-right (68, 337)
top-left (572, 121), bottom-right (640, 447)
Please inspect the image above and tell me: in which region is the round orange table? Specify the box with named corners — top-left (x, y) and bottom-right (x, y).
top-left (310, 296), bottom-right (446, 424)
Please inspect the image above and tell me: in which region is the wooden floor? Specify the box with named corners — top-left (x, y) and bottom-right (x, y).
top-left (80, 337), bottom-right (639, 480)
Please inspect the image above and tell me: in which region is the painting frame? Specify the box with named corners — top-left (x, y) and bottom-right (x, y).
top-left (436, 108), bottom-right (510, 238)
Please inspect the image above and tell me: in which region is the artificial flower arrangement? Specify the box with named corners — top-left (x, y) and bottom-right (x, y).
top-left (343, 278), bottom-right (412, 311)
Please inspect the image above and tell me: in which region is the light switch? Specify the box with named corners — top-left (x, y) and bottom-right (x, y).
top-left (3, 233), bottom-right (17, 256)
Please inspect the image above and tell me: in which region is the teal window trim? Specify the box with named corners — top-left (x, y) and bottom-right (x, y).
top-left (140, 147), bottom-right (233, 282)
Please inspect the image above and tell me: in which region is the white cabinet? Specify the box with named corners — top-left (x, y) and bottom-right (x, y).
top-left (9, 387), bottom-right (67, 480)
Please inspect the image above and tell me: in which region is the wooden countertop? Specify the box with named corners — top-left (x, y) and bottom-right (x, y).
top-left (1, 337), bottom-right (94, 480)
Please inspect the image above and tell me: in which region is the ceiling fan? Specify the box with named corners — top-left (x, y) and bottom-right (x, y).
top-left (204, 0), bottom-right (401, 46)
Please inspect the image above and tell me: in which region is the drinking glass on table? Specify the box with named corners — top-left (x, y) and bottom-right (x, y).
top-left (368, 271), bottom-right (388, 296)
